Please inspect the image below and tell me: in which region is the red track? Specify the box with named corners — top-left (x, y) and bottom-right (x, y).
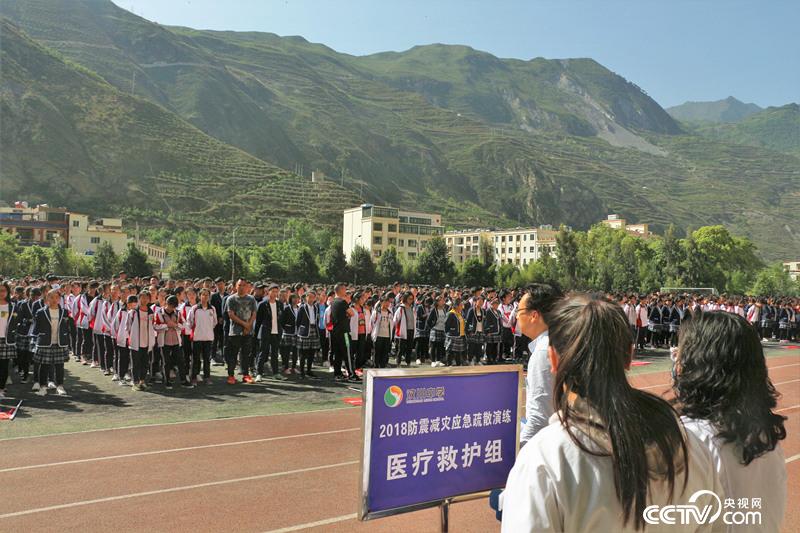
top-left (0, 355), bottom-right (797, 533)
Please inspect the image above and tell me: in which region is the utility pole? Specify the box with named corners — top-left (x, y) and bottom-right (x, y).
top-left (231, 227), bottom-right (239, 281)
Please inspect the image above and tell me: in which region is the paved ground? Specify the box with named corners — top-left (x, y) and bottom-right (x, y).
top-left (0, 344), bottom-right (797, 532)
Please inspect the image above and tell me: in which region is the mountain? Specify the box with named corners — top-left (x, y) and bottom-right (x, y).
top-left (688, 104), bottom-right (800, 158)
top-left (1, 0), bottom-right (799, 260)
top-left (0, 18), bottom-right (358, 242)
top-left (667, 96), bottom-right (763, 123)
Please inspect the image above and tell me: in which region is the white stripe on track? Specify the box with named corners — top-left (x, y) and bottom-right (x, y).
top-left (0, 460), bottom-right (359, 519)
top-left (0, 428), bottom-right (359, 474)
top-left (0, 405), bottom-right (357, 442)
top-left (786, 453), bottom-right (800, 464)
top-left (777, 404), bottom-right (800, 413)
top-left (262, 513), bottom-right (359, 532)
top-left (638, 376), bottom-right (800, 392)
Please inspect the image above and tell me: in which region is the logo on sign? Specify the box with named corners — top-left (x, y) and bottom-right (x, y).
top-left (384, 386), bottom-right (403, 407)
top-left (643, 490), bottom-right (761, 526)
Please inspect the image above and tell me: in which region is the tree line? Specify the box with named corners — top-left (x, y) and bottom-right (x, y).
top-left (2, 219), bottom-right (796, 296)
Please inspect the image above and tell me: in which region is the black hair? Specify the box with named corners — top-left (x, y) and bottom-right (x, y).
top-left (166, 295), bottom-right (179, 307)
top-left (126, 294), bottom-right (138, 304)
top-left (548, 294), bottom-right (688, 530)
top-left (519, 283), bottom-right (563, 323)
top-left (674, 311), bottom-right (786, 465)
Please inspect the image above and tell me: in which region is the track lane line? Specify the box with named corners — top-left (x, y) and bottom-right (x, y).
top-left (262, 513), bottom-right (359, 533)
top-left (0, 428), bottom-right (359, 474)
top-left (0, 460), bottom-right (359, 519)
top-left (0, 405), bottom-right (357, 442)
top-left (639, 377), bottom-right (800, 392)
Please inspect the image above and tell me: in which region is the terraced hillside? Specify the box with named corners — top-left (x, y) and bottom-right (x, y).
top-left (1, 0), bottom-right (798, 259)
top-left (0, 19), bottom-right (358, 242)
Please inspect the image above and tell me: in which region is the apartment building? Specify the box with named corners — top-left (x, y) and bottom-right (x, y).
top-left (445, 226), bottom-right (559, 267)
top-left (343, 204), bottom-right (443, 261)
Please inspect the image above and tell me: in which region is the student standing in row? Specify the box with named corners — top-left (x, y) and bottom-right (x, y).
top-left (426, 295), bottom-right (447, 367)
top-left (444, 298), bottom-right (467, 366)
top-left (255, 284), bottom-right (283, 382)
top-left (371, 295), bottom-right (394, 369)
top-left (483, 298), bottom-right (502, 364)
top-left (279, 293), bottom-right (300, 375)
top-left (190, 289), bottom-right (217, 385)
top-left (295, 291), bottom-right (320, 379)
top-left (127, 292), bottom-right (155, 391)
top-left (0, 283), bottom-right (19, 398)
top-left (32, 289), bottom-right (71, 396)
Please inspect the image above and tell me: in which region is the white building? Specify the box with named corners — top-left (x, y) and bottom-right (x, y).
top-left (343, 204), bottom-right (443, 261)
top-left (445, 226), bottom-right (559, 267)
top-left (784, 260), bottom-right (799, 281)
top-left (69, 214), bottom-right (128, 255)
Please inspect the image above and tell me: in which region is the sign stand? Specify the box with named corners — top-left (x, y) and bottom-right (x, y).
top-left (440, 498), bottom-right (450, 532)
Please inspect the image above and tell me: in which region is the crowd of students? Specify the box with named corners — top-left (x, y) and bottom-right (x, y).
top-left (0, 272), bottom-right (797, 399)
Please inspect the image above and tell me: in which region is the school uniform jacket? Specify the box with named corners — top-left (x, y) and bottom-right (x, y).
top-left (14, 299), bottom-right (34, 340)
top-left (444, 310), bottom-right (465, 337)
top-left (370, 309), bottom-right (394, 342)
top-left (76, 293), bottom-right (92, 329)
top-left (0, 302), bottom-right (19, 345)
top-left (425, 307), bottom-right (446, 332)
top-left (32, 306), bottom-right (71, 348)
top-left (295, 303), bottom-right (318, 339)
top-left (278, 305), bottom-right (298, 336)
top-left (189, 304), bottom-right (217, 343)
top-left (112, 307), bottom-right (131, 348)
top-left (392, 305), bottom-right (414, 340)
top-left (483, 308), bottom-right (501, 336)
top-left (255, 299), bottom-right (284, 339)
top-left (127, 307), bottom-right (157, 352)
top-left (154, 308), bottom-right (185, 347)
top-left (464, 307), bottom-right (485, 335)
top-left (349, 306), bottom-right (371, 341)
top-left (414, 304), bottom-right (429, 332)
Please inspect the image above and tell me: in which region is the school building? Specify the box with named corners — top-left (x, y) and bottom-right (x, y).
top-left (445, 226), bottom-right (558, 268)
top-left (68, 214), bottom-right (128, 255)
top-left (342, 204), bottom-right (444, 261)
top-left (0, 202), bottom-right (129, 255)
top-left (600, 214), bottom-right (652, 238)
top-left (784, 261), bottom-right (800, 281)
top-left (0, 203), bottom-right (69, 247)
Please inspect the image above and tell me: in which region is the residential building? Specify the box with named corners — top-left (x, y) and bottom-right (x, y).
top-left (133, 239), bottom-right (169, 270)
top-left (445, 230), bottom-right (492, 264)
top-left (784, 261), bottom-right (799, 281)
top-left (600, 214), bottom-right (653, 238)
top-left (445, 226), bottom-right (559, 267)
top-left (0, 202), bottom-right (69, 246)
top-left (343, 204), bottom-right (443, 261)
top-left (69, 214), bottom-right (128, 255)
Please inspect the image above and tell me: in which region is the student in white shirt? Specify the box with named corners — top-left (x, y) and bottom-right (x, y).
top-left (502, 294), bottom-right (724, 533)
top-left (673, 311), bottom-right (787, 532)
top-left (190, 288), bottom-right (218, 384)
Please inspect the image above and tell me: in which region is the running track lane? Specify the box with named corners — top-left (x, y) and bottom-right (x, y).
top-left (0, 355), bottom-right (796, 532)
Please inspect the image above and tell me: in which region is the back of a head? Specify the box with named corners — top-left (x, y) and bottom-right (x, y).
top-left (548, 293), bottom-right (688, 530)
top-left (674, 311), bottom-right (786, 464)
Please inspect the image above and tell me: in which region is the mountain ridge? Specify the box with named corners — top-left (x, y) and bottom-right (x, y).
top-left (667, 96), bottom-right (763, 123)
top-left (1, 0), bottom-right (798, 260)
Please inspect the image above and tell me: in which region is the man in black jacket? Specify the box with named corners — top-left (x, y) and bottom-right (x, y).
top-left (330, 283), bottom-right (356, 382)
top-left (254, 284), bottom-right (284, 381)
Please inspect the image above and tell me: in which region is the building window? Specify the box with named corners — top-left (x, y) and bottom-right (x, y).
top-left (374, 250), bottom-right (381, 257)
top-left (373, 222), bottom-right (383, 231)
top-left (399, 239), bottom-right (405, 247)
top-left (516, 235), bottom-right (520, 241)
top-left (408, 239), bottom-right (418, 248)
top-left (408, 252), bottom-right (417, 259)
top-left (507, 248), bottom-right (513, 253)
top-left (388, 237), bottom-right (397, 246)
top-left (388, 224), bottom-right (397, 232)
top-left (373, 236), bottom-right (382, 245)
top-left (90, 237), bottom-right (101, 244)
top-left (72, 220), bottom-right (80, 227)
top-left (501, 236), bottom-right (506, 242)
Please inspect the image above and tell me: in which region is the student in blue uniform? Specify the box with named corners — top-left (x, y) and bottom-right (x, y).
top-left (32, 289), bottom-right (71, 396)
top-left (0, 282), bottom-right (19, 398)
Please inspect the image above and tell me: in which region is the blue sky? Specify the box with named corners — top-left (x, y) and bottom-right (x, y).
top-left (113, 0), bottom-right (798, 108)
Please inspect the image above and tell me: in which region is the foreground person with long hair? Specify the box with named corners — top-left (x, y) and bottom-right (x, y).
top-left (674, 311), bottom-right (787, 532)
top-left (502, 294), bottom-right (724, 532)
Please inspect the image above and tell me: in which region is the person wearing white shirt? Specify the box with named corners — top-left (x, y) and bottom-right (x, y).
top-left (673, 311), bottom-right (787, 532)
top-left (515, 283), bottom-right (563, 445)
top-left (502, 294), bottom-right (724, 533)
